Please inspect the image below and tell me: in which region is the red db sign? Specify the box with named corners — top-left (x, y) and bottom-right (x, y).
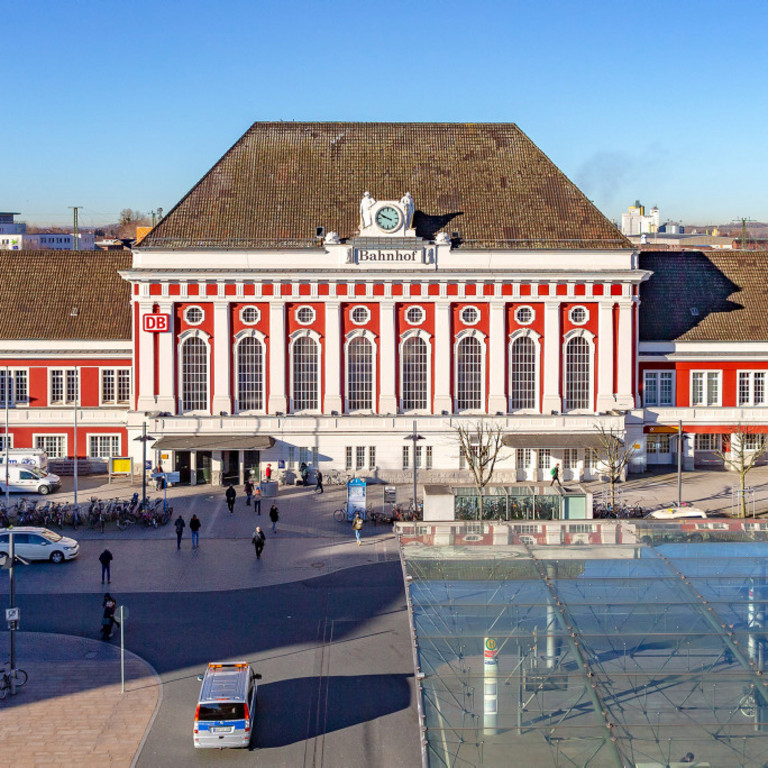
top-left (143, 314), bottom-right (170, 332)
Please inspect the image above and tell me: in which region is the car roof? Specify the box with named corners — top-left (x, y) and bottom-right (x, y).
top-left (0, 526), bottom-right (52, 533)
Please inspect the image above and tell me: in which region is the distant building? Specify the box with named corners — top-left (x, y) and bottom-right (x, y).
top-left (620, 200), bottom-right (660, 236)
top-left (0, 212), bottom-right (25, 236)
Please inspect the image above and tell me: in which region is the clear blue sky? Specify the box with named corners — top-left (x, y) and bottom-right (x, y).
top-left (3, 0), bottom-right (766, 228)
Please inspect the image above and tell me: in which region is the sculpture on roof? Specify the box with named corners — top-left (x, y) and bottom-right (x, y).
top-left (360, 192), bottom-right (376, 229)
top-left (400, 192), bottom-right (415, 229)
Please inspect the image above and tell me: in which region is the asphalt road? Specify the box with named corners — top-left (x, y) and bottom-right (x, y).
top-left (8, 561), bottom-right (422, 767)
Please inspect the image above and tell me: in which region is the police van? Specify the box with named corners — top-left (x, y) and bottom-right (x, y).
top-left (193, 662), bottom-right (261, 749)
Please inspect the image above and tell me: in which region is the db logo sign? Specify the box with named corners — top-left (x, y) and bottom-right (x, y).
top-left (143, 314), bottom-right (170, 332)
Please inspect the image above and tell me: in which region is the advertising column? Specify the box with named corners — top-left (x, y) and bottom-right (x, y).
top-left (484, 636), bottom-right (499, 735)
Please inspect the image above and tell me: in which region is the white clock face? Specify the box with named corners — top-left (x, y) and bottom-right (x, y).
top-left (375, 205), bottom-right (401, 232)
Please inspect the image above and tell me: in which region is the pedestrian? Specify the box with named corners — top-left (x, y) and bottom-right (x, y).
top-left (550, 463), bottom-right (561, 487)
top-left (352, 511), bottom-right (364, 546)
top-left (174, 514), bottom-right (186, 549)
top-left (265, 463), bottom-right (272, 482)
top-left (299, 462), bottom-right (308, 486)
top-left (251, 526), bottom-right (266, 559)
top-left (244, 477), bottom-right (254, 506)
top-left (99, 548), bottom-right (113, 584)
top-left (254, 485), bottom-right (262, 515)
top-left (225, 483), bottom-right (236, 513)
top-left (189, 514), bottom-right (201, 548)
top-left (155, 462), bottom-right (165, 491)
top-left (269, 503), bottom-right (279, 533)
top-left (315, 469), bottom-right (323, 494)
top-left (100, 593), bottom-right (118, 640)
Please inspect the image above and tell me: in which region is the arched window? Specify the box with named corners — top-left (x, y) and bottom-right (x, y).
top-left (510, 336), bottom-right (537, 410)
top-left (456, 335), bottom-right (483, 411)
top-left (236, 336), bottom-right (264, 412)
top-left (564, 335), bottom-right (591, 411)
top-left (346, 336), bottom-right (373, 411)
top-left (180, 336), bottom-right (208, 412)
top-left (292, 336), bottom-right (319, 412)
top-left (401, 336), bottom-right (428, 411)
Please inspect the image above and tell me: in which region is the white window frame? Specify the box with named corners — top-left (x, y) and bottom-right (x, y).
top-left (295, 305), bottom-right (317, 326)
top-left (0, 434), bottom-right (14, 451)
top-left (562, 329), bottom-right (595, 413)
top-left (514, 306), bottom-right (535, 326)
top-left (368, 446), bottom-right (376, 470)
top-left (460, 305), bottom-right (481, 326)
top-left (49, 367), bottom-right (80, 406)
top-left (508, 329), bottom-right (541, 412)
top-left (344, 329), bottom-right (377, 413)
top-left (184, 305), bottom-right (204, 325)
top-left (34, 433), bottom-right (67, 458)
top-left (289, 329), bottom-right (322, 414)
top-left (350, 305), bottom-right (371, 326)
top-left (402, 445), bottom-right (410, 470)
top-left (569, 305), bottom-right (589, 326)
top-left (177, 329), bottom-right (211, 414)
top-left (399, 329), bottom-right (432, 414)
top-left (0, 369), bottom-right (29, 408)
top-left (240, 305), bottom-right (261, 325)
top-left (87, 433), bottom-right (122, 459)
top-left (234, 329), bottom-right (266, 414)
top-left (738, 371), bottom-right (768, 406)
top-left (405, 305), bottom-right (425, 326)
top-left (643, 370), bottom-right (675, 407)
top-left (695, 434), bottom-right (722, 451)
top-left (690, 370), bottom-right (722, 407)
top-left (454, 329), bottom-right (486, 413)
top-left (99, 367), bottom-right (132, 406)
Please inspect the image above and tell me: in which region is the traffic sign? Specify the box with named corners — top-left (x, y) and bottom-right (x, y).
top-left (6, 607), bottom-right (19, 622)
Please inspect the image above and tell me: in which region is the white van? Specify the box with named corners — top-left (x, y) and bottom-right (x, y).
top-left (0, 465), bottom-right (61, 495)
top-left (0, 449), bottom-right (49, 472)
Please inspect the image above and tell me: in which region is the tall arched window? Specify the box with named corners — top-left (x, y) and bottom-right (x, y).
top-left (347, 336), bottom-right (373, 411)
top-left (510, 336), bottom-right (537, 410)
top-left (564, 336), bottom-right (591, 411)
top-left (292, 336), bottom-right (319, 412)
top-left (181, 336), bottom-right (208, 412)
top-left (236, 336), bottom-right (264, 412)
top-left (401, 336), bottom-right (428, 411)
top-left (456, 336), bottom-right (483, 411)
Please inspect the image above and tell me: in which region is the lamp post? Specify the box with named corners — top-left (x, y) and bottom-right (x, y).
top-left (73, 376), bottom-right (78, 512)
top-left (404, 420), bottom-right (425, 514)
top-left (133, 420), bottom-right (154, 510)
top-left (4, 367), bottom-right (10, 510)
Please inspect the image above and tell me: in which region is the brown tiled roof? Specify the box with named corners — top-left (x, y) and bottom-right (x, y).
top-left (142, 122), bottom-right (629, 250)
top-left (0, 251), bottom-right (132, 340)
top-left (639, 251), bottom-right (768, 341)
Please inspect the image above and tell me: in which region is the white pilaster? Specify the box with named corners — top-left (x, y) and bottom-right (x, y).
top-left (615, 300), bottom-right (635, 409)
top-left (596, 301), bottom-right (615, 411)
top-left (155, 301), bottom-right (177, 413)
top-left (379, 302), bottom-right (397, 413)
top-left (541, 301), bottom-right (562, 413)
top-left (324, 302), bottom-right (342, 413)
top-left (433, 302), bottom-right (452, 413)
top-left (268, 302), bottom-right (287, 413)
top-left (488, 302), bottom-right (507, 413)
top-left (212, 301), bottom-right (231, 414)
top-left (136, 301), bottom-right (157, 412)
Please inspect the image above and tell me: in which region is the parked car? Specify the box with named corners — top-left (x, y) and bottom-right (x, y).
top-left (0, 465), bottom-right (60, 495)
top-left (0, 527), bottom-right (79, 563)
top-left (645, 506), bottom-right (709, 520)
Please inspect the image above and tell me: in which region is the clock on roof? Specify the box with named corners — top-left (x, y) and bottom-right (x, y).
top-left (375, 205), bottom-right (401, 232)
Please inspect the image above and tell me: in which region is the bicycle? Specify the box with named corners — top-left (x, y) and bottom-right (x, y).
top-left (0, 664), bottom-right (28, 699)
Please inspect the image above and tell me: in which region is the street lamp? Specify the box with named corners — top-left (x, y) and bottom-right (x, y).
top-left (133, 420), bottom-right (154, 510)
top-left (404, 420), bottom-right (425, 515)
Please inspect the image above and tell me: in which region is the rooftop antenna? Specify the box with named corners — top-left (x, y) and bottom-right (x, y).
top-left (69, 206), bottom-right (82, 251)
top-left (732, 217), bottom-right (755, 250)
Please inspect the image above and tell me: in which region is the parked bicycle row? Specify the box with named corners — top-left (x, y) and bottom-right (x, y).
top-left (333, 498), bottom-right (423, 525)
top-left (592, 501), bottom-right (645, 519)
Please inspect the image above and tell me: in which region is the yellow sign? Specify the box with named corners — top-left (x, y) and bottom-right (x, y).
top-left (111, 457), bottom-right (132, 474)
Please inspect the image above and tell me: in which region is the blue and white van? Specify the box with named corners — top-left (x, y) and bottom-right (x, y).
top-left (193, 662), bottom-right (261, 749)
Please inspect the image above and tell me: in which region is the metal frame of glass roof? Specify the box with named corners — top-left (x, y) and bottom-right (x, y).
top-left (400, 520), bottom-right (768, 768)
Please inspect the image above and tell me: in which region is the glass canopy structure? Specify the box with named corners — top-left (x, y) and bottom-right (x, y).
top-left (400, 520), bottom-right (768, 768)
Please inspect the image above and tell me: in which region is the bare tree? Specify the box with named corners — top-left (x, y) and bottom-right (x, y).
top-left (593, 424), bottom-right (636, 511)
top-left (455, 421), bottom-right (506, 519)
top-left (716, 425), bottom-right (768, 518)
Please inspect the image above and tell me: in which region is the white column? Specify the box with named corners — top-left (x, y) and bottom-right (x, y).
top-left (615, 300), bottom-right (635, 409)
top-left (268, 302), bottom-right (287, 413)
top-left (136, 301), bottom-right (157, 412)
top-left (154, 301), bottom-right (176, 413)
top-left (596, 301), bottom-right (615, 412)
top-left (212, 301), bottom-right (232, 414)
top-left (541, 301), bottom-right (562, 413)
top-left (324, 302), bottom-right (342, 413)
top-left (488, 302), bottom-right (507, 413)
top-left (433, 302), bottom-right (452, 413)
top-left (379, 302), bottom-right (397, 413)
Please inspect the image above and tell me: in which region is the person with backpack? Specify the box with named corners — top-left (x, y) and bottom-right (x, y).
top-left (550, 463), bottom-right (561, 487)
top-left (189, 514), bottom-right (201, 548)
top-left (251, 526), bottom-right (266, 559)
top-left (352, 512), bottom-right (364, 546)
top-left (174, 514), bottom-right (186, 549)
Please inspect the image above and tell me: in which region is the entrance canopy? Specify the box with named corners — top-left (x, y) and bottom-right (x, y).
top-left (502, 433), bottom-right (608, 449)
top-left (151, 434), bottom-right (275, 451)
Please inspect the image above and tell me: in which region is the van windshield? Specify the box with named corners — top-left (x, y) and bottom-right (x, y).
top-left (197, 703), bottom-right (246, 721)
top-left (29, 467), bottom-right (46, 478)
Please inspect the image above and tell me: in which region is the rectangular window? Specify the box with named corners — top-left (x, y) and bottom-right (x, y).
top-left (345, 446), bottom-right (353, 471)
top-left (34, 435), bottom-right (66, 458)
top-left (0, 369), bottom-right (28, 407)
top-left (741, 433), bottom-right (766, 451)
top-left (647, 434), bottom-right (671, 454)
top-left (100, 368), bottom-right (131, 405)
top-left (516, 448), bottom-right (532, 469)
top-left (691, 371), bottom-right (721, 406)
top-left (695, 434), bottom-right (722, 451)
top-left (0, 434), bottom-right (13, 451)
top-left (312, 447), bottom-right (319, 469)
top-left (299, 447), bottom-right (309, 465)
top-left (643, 371), bottom-right (675, 407)
top-left (88, 434), bottom-right (121, 458)
top-left (738, 371), bottom-right (768, 406)
top-left (537, 448), bottom-right (551, 470)
top-left (368, 446), bottom-right (376, 470)
top-left (287, 446), bottom-right (296, 469)
top-left (414, 445), bottom-right (422, 469)
top-left (356, 446), bottom-right (365, 470)
top-left (50, 369), bottom-right (79, 405)
top-left (425, 445), bottom-right (433, 470)
top-left (402, 445), bottom-right (410, 470)
top-left (562, 448), bottom-right (578, 469)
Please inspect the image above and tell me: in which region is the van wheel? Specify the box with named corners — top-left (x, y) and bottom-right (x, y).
top-left (689, 533), bottom-right (704, 543)
top-left (38, 485), bottom-right (50, 495)
top-left (50, 551), bottom-right (65, 564)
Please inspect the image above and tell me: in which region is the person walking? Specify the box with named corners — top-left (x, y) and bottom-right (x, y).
top-left (352, 512), bottom-right (364, 546)
top-left (269, 503), bottom-right (279, 533)
top-left (174, 514), bottom-right (186, 549)
top-left (99, 548), bottom-right (113, 584)
top-left (299, 462), bottom-right (308, 487)
top-left (101, 593), bottom-right (118, 640)
top-left (225, 483), bottom-right (236, 513)
top-left (550, 463), bottom-right (561, 487)
top-left (315, 470), bottom-right (324, 494)
top-left (244, 477), bottom-right (254, 506)
top-left (254, 485), bottom-right (262, 515)
top-left (155, 463), bottom-right (164, 491)
top-left (189, 514), bottom-right (201, 548)
top-left (251, 526), bottom-right (266, 559)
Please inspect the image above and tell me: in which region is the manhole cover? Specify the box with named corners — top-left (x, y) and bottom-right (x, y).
top-left (311, 562), bottom-right (326, 568)
top-left (85, 652), bottom-right (98, 659)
